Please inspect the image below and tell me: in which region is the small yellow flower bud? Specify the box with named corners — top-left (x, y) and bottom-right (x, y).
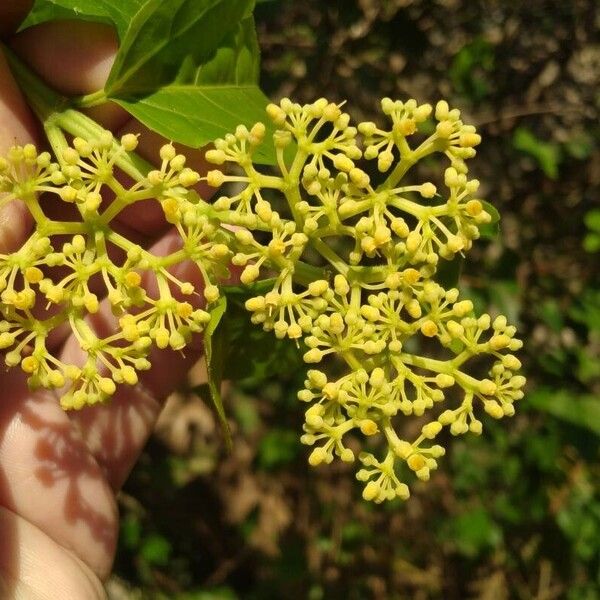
top-left (308, 370), bottom-right (327, 387)
top-left (422, 421), bottom-right (442, 439)
top-left (360, 305), bottom-right (380, 322)
top-left (308, 446), bottom-right (328, 466)
top-left (459, 132), bottom-right (481, 147)
top-left (333, 154), bottom-right (354, 172)
top-left (340, 448), bottom-right (354, 463)
top-left (205, 149), bottom-right (227, 165)
top-left (453, 300), bottom-right (473, 317)
top-left (179, 168), bottom-right (200, 186)
top-left (98, 377), bottom-right (116, 396)
top-left (490, 334), bottom-right (510, 350)
top-left (478, 379), bottom-right (497, 396)
top-left (362, 481), bottom-right (381, 502)
top-left (510, 375), bottom-right (526, 389)
top-left (120, 133), bottom-right (139, 151)
top-left (266, 103), bottom-right (287, 125)
top-left (121, 366), bottom-right (138, 386)
top-left (72, 235), bottom-right (86, 254)
top-left (204, 285), bottom-right (220, 303)
top-left (436, 120), bottom-right (454, 138)
top-left (484, 400), bottom-right (504, 419)
top-left (241, 264), bottom-right (260, 285)
top-left (160, 143), bottom-right (177, 162)
top-left (349, 167), bottom-right (370, 188)
top-left (287, 323), bottom-right (302, 339)
top-left (420, 182), bottom-right (437, 198)
top-left (406, 231), bottom-right (422, 253)
top-left (406, 299), bottom-right (422, 319)
top-left (48, 370), bottom-right (65, 388)
top-left (62, 147), bottom-right (79, 165)
top-left (470, 420), bottom-right (483, 435)
top-left (303, 348), bottom-right (323, 363)
top-left (154, 327), bottom-right (170, 349)
top-left (393, 441), bottom-right (413, 459)
top-left (435, 373), bottom-right (455, 388)
top-left (206, 170), bottom-right (225, 187)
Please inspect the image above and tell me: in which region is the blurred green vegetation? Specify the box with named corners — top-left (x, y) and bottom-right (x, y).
top-left (108, 1), bottom-right (600, 598)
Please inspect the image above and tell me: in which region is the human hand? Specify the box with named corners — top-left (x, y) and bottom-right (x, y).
top-left (0, 3), bottom-right (214, 597)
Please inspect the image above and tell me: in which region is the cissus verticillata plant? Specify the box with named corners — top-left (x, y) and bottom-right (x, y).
top-left (0, 0), bottom-right (524, 502)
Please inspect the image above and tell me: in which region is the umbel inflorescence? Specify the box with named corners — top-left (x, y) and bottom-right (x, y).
top-left (0, 98), bottom-right (524, 501)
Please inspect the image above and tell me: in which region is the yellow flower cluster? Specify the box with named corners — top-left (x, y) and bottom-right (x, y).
top-left (0, 97), bottom-right (525, 501)
top-left (0, 134), bottom-right (217, 409)
top-left (205, 97), bottom-right (525, 502)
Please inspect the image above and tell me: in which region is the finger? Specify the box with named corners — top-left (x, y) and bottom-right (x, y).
top-left (10, 20), bottom-right (129, 131)
top-left (0, 1), bottom-right (33, 37)
top-left (0, 48), bottom-right (39, 253)
top-left (0, 506), bottom-right (106, 598)
top-left (0, 369), bottom-right (118, 580)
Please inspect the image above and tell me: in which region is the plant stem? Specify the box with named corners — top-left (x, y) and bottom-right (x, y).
top-left (72, 89), bottom-right (109, 108)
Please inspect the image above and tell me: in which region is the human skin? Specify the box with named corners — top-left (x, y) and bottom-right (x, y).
top-left (0, 3), bottom-right (213, 597)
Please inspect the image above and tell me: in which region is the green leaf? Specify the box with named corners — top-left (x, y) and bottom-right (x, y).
top-left (527, 389), bottom-right (600, 437)
top-left (198, 295), bottom-right (232, 449)
top-left (513, 127), bottom-right (562, 179)
top-left (444, 508), bottom-right (502, 557)
top-left (478, 199), bottom-right (500, 239)
top-left (140, 533), bottom-right (172, 566)
top-left (22, 0), bottom-right (146, 37)
top-left (193, 16), bottom-right (260, 85)
top-left (114, 85), bottom-right (277, 164)
top-left (434, 255), bottom-right (463, 288)
top-left (105, 0), bottom-right (252, 96)
top-left (220, 281), bottom-right (304, 385)
top-left (583, 233), bottom-right (600, 253)
top-left (257, 428), bottom-right (300, 470)
top-left (584, 209), bottom-right (600, 233)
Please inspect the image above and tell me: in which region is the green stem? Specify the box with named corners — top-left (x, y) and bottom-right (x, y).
top-left (44, 124), bottom-right (70, 165)
top-left (72, 89), bottom-right (109, 109)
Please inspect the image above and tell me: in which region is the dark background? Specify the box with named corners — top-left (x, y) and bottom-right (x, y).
top-left (108, 2), bottom-right (600, 598)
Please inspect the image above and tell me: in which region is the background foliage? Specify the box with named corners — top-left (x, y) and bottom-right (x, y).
top-left (29, 0), bottom-right (598, 598)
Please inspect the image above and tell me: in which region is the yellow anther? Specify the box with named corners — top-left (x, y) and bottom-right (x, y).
top-left (465, 199), bottom-right (483, 216)
top-left (176, 302), bottom-right (193, 318)
top-left (403, 268), bottom-right (420, 284)
top-left (421, 320), bottom-right (438, 337)
top-left (24, 266), bottom-right (44, 284)
top-left (21, 356), bottom-right (39, 373)
top-left (407, 454), bottom-right (426, 471)
top-left (360, 419), bottom-right (379, 436)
